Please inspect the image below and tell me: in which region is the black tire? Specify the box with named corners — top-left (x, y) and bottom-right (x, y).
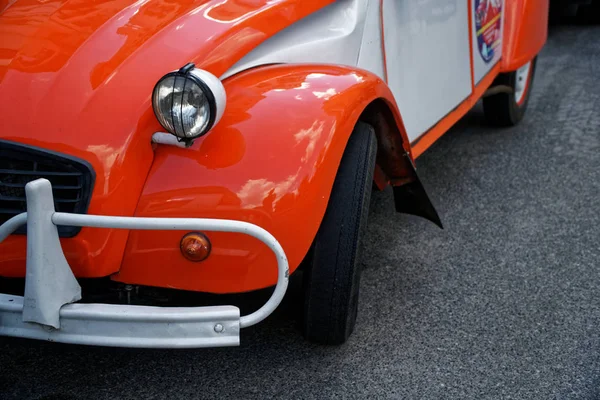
top-left (483, 57), bottom-right (537, 127)
top-left (302, 122), bottom-right (377, 345)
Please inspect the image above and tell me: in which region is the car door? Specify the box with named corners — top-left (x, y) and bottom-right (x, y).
top-left (381, 0), bottom-right (475, 143)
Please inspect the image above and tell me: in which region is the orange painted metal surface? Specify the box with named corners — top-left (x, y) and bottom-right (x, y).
top-left (501, 0), bottom-right (549, 72)
top-left (0, 0), bottom-right (333, 277)
top-left (114, 64), bottom-right (408, 293)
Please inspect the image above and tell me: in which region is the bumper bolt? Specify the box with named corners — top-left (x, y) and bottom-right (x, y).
top-left (214, 323), bottom-right (224, 333)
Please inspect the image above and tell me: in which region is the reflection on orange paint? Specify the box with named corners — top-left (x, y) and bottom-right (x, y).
top-left (89, 0), bottom-right (203, 89)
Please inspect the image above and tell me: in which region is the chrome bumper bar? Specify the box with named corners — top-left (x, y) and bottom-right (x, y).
top-left (0, 179), bottom-right (289, 348)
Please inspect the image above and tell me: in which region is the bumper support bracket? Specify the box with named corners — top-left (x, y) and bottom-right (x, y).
top-left (23, 179), bottom-right (82, 329)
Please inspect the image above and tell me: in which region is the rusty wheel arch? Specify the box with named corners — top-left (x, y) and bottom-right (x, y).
top-left (358, 99), bottom-right (443, 229)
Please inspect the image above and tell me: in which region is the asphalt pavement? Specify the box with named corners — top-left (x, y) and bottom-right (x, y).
top-left (1, 23), bottom-right (599, 400)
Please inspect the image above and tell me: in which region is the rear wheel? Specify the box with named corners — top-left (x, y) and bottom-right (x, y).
top-left (302, 122), bottom-right (377, 345)
top-left (483, 57), bottom-right (537, 127)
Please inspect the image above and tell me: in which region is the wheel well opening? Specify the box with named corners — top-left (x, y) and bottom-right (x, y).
top-left (358, 99), bottom-right (415, 190)
top-left (357, 99), bottom-right (443, 228)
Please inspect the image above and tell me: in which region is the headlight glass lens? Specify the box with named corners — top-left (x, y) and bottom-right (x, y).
top-left (153, 74), bottom-right (211, 139)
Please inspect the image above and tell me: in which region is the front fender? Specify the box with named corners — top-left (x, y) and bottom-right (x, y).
top-left (501, 0), bottom-right (549, 72)
top-left (114, 64), bottom-right (410, 293)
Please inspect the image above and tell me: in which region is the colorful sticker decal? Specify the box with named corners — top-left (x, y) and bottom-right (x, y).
top-left (474, 0), bottom-right (502, 63)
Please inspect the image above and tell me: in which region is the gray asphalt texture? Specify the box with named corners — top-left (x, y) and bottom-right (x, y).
top-left (1, 23), bottom-right (599, 400)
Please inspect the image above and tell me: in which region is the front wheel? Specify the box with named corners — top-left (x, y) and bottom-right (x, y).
top-left (302, 122), bottom-right (377, 345)
top-left (483, 57), bottom-right (537, 127)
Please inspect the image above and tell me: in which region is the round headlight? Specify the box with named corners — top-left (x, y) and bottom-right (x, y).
top-left (152, 63), bottom-right (226, 142)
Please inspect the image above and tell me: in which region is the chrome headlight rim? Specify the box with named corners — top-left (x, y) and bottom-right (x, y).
top-left (152, 63), bottom-right (218, 142)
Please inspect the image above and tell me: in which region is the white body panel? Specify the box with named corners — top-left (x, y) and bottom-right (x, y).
top-left (222, 0), bottom-right (379, 80)
top-left (382, 0), bottom-right (472, 142)
top-left (356, 0), bottom-right (386, 80)
top-left (222, 0), bottom-right (504, 145)
top-left (471, 0), bottom-right (505, 83)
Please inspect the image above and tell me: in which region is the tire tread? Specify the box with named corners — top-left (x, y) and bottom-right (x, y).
top-left (303, 122), bottom-right (377, 345)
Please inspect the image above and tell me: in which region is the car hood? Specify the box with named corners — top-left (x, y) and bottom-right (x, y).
top-left (0, 0), bottom-right (331, 276)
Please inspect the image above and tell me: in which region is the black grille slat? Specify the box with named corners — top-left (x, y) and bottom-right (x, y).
top-left (0, 195), bottom-right (26, 202)
top-left (0, 140), bottom-right (95, 237)
top-left (55, 198), bottom-right (82, 203)
top-left (53, 185), bottom-right (83, 190)
top-left (0, 182), bottom-right (83, 190)
top-left (0, 169), bottom-right (83, 177)
top-left (0, 196), bottom-right (81, 202)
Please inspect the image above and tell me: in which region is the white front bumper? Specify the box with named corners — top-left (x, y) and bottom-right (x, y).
top-left (0, 295), bottom-right (242, 348)
top-left (0, 179), bottom-right (289, 348)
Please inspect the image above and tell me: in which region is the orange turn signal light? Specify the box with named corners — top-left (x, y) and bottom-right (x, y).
top-left (180, 232), bottom-right (211, 262)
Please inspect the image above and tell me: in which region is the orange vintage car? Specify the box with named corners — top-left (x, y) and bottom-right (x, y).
top-left (0, 0), bottom-right (548, 348)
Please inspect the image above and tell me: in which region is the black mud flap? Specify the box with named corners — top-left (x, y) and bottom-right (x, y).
top-left (392, 157), bottom-right (443, 229)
